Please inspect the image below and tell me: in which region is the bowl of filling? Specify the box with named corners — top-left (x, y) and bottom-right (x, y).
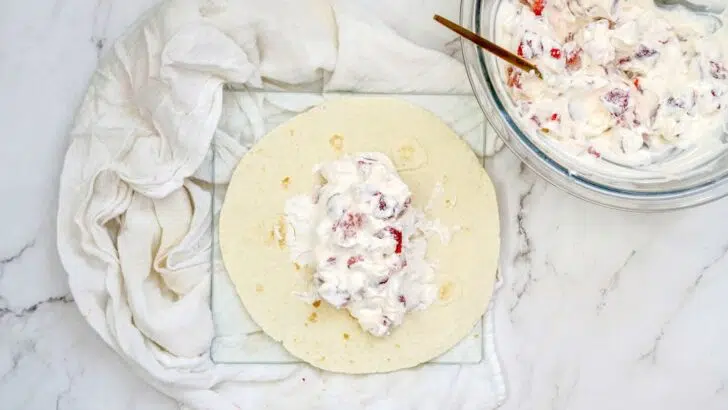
top-left (460, 0), bottom-right (728, 211)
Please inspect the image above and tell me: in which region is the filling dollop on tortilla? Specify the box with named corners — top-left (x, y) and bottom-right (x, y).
top-left (284, 152), bottom-right (447, 336)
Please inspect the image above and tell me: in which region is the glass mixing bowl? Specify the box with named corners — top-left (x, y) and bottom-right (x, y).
top-left (460, 0), bottom-right (728, 211)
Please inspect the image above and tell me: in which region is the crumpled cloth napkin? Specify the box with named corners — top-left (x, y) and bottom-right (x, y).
top-left (57, 0), bottom-right (505, 408)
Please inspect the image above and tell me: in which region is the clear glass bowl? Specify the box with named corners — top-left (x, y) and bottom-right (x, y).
top-left (460, 0), bottom-right (728, 211)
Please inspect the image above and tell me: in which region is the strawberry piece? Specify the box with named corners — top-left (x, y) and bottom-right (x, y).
top-left (507, 67), bottom-right (522, 89)
top-left (386, 227), bottom-right (403, 254)
top-left (347, 255), bottom-right (363, 268)
top-left (565, 48), bottom-right (582, 71)
top-left (532, 0), bottom-right (545, 16)
top-left (550, 48), bottom-right (562, 59)
top-left (633, 78), bottom-right (643, 93)
top-left (372, 192), bottom-right (388, 211)
top-left (550, 113), bottom-right (560, 121)
top-left (517, 42), bottom-right (525, 57)
top-left (587, 146), bottom-right (601, 158)
top-left (603, 89), bottom-right (630, 115)
top-left (335, 212), bottom-right (365, 238)
top-left (398, 295), bottom-right (407, 305)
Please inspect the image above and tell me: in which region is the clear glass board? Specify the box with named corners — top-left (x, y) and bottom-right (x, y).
top-left (210, 90), bottom-right (491, 364)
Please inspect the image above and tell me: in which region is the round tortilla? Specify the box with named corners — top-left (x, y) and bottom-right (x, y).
top-left (219, 97), bottom-right (499, 374)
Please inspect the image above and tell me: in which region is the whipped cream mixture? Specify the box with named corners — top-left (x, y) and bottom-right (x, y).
top-left (285, 153), bottom-right (446, 337)
top-left (498, 0), bottom-right (728, 167)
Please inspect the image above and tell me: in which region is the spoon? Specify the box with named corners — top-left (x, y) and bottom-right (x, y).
top-left (654, 0), bottom-right (725, 14)
top-left (433, 14), bottom-right (542, 78)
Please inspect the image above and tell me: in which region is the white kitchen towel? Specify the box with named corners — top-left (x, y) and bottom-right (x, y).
top-left (56, 0), bottom-right (506, 409)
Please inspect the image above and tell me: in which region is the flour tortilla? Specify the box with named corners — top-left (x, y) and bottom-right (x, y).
top-left (219, 97), bottom-right (499, 374)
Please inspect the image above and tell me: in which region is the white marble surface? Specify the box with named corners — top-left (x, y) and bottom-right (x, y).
top-left (2, 0), bottom-right (728, 409)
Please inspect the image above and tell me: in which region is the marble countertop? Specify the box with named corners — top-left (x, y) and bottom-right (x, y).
top-left (2, 0), bottom-right (727, 409)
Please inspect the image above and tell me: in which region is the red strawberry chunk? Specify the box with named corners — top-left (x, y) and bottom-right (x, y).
top-left (633, 78), bottom-right (643, 93)
top-left (347, 255), bottom-right (363, 268)
top-left (550, 48), bottom-right (562, 59)
top-left (335, 212), bottom-right (365, 238)
top-left (565, 48), bottom-right (582, 71)
top-left (373, 191), bottom-right (388, 211)
top-left (386, 227), bottom-right (403, 254)
top-left (507, 67), bottom-right (523, 89)
top-left (603, 89), bottom-right (630, 115)
top-left (532, 0), bottom-right (545, 16)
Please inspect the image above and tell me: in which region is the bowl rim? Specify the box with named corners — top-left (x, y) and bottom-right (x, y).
top-left (459, 0), bottom-right (728, 211)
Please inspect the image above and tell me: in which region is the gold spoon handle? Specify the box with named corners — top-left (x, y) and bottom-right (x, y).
top-left (433, 14), bottom-right (542, 78)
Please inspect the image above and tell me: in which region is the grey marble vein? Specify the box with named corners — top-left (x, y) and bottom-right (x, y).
top-left (513, 182), bottom-right (535, 265)
top-left (0, 339), bottom-right (36, 383)
top-left (55, 367), bottom-right (74, 410)
top-left (510, 270), bottom-right (534, 315)
top-left (94, 38), bottom-right (105, 57)
top-left (638, 325), bottom-right (666, 365)
top-left (0, 240), bottom-right (36, 279)
top-left (549, 368), bottom-right (580, 410)
top-left (518, 161), bottom-right (529, 176)
top-left (634, 245), bottom-right (728, 366)
top-left (1, 351), bottom-right (24, 384)
top-left (0, 294), bottom-right (74, 319)
top-left (685, 242), bottom-right (728, 296)
top-left (596, 250), bottom-right (637, 313)
top-left (91, 0), bottom-right (112, 61)
top-left (544, 258), bottom-right (561, 277)
top-left (444, 36), bottom-right (461, 58)
top-left (509, 182), bottom-right (536, 315)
